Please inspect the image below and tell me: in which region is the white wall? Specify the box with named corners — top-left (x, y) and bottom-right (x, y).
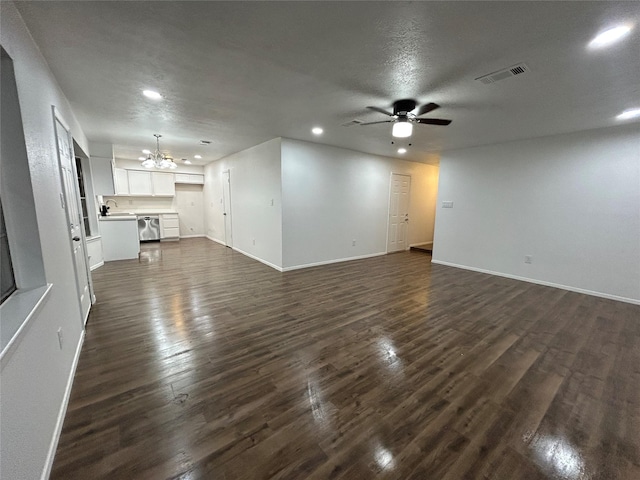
top-left (204, 138), bottom-right (283, 268)
top-left (1, 3), bottom-right (89, 479)
top-left (281, 139), bottom-right (439, 269)
top-left (175, 184), bottom-right (205, 237)
top-left (433, 124), bottom-right (640, 304)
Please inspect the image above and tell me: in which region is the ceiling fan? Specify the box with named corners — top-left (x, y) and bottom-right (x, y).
top-left (361, 99), bottom-right (452, 137)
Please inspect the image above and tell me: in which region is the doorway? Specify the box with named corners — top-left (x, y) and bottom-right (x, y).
top-left (53, 108), bottom-right (92, 324)
top-left (222, 170), bottom-right (233, 247)
top-left (387, 173), bottom-right (411, 253)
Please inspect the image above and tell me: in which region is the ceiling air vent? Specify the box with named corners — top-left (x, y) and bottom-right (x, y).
top-left (341, 119), bottom-right (364, 127)
top-left (475, 63), bottom-right (529, 84)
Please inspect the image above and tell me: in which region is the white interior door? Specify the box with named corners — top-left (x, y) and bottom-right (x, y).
top-left (54, 110), bottom-right (92, 324)
top-left (222, 170), bottom-right (233, 247)
top-left (387, 173), bottom-right (411, 253)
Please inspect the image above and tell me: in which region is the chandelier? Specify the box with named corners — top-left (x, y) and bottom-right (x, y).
top-left (141, 134), bottom-right (177, 169)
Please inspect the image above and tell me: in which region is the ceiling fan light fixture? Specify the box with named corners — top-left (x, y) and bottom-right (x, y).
top-left (392, 121), bottom-right (413, 138)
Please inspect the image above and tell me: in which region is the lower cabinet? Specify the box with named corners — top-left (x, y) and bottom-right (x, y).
top-left (159, 213), bottom-right (180, 240)
top-left (86, 236), bottom-right (104, 270)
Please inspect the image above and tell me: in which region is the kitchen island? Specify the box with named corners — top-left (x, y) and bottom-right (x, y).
top-left (99, 215), bottom-right (139, 261)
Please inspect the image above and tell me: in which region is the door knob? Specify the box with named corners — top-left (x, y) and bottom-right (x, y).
top-left (72, 236), bottom-right (80, 241)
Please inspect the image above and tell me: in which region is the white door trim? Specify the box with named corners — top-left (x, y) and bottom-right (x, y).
top-left (52, 106), bottom-right (94, 325)
top-left (222, 170), bottom-right (233, 248)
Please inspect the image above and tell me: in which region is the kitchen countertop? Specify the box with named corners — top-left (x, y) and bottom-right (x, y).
top-left (99, 211), bottom-right (178, 220)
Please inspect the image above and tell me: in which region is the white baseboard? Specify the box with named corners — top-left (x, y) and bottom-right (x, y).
top-left (410, 241), bottom-right (433, 248)
top-left (180, 234), bottom-right (205, 239)
top-left (205, 235), bottom-right (226, 246)
top-left (431, 259), bottom-right (640, 306)
top-left (232, 247), bottom-right (283, 272)
top-left (89, 261), bottom-right (104, 271)
top-left (282, 252), bottom-right (387, 272)
top-left (41, 328), bottom-right (85, 480)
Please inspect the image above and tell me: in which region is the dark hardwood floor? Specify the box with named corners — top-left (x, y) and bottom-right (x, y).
top-left (51, 238), bottom-right (640, 479)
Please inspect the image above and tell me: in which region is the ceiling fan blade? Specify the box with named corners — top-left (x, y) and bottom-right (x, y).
top-left (366, 106), bottom-right (394, 116)
top-left (416, 102), bottom-right (440, 116)
top-left (359, 120), bottom-right (395, 126)
top-left (415, 118), bottom-right (452, 126)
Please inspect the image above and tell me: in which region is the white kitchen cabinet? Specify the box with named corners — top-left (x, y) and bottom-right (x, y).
top-left (90, 157), bottom-right (115, 195)
top-left (175, 173), bottom-right (204, 185)
top-left (159, 213), bottom-right (180, 240)
top-left (127, 170), bottom-right (152, 195)
top-left (113, 168), bottom-right (130, 195)
top-left (86, 236), bottom-right (104, 270)
top-left (151, 172), bottom-right (175, 196)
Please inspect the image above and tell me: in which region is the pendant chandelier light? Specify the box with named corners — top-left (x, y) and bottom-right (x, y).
top-left (141, 134), bottom-right (177, 169)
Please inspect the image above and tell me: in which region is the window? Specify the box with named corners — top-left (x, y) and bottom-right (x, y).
top-left (0, 199), bottom-right (16, 304)
top-left (1, 46), bottom-right (49, 358)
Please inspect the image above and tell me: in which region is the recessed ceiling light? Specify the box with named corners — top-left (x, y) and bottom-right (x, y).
top-left (616, 108), bottom-right (640, 121)
top-left (142, 89), bottom-right (162, 100)
top-left (138, 156), bottom-right (146, 161)
top-left (183, 159), bottom-right (192, 164)
top-left (142, 149), bottom-right (151, 154)
top-left (397, 148), bottom-right (407, 154)
top-left (194, 155), bottom-right (202, 159)
top-left (312, 127), bottom-right (323, 135)
top-left (588, 25), bottom-right (633, 49)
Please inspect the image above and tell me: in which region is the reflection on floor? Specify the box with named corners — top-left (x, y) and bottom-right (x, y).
top-left (51, 238), bottom-right (640, 479)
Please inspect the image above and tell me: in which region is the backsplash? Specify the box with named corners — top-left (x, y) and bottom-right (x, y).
top-left (99, 196), bottom-right (175, 213)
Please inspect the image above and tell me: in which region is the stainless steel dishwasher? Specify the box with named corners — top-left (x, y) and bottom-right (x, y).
top-left (137, 215), bottom-right (160, 242)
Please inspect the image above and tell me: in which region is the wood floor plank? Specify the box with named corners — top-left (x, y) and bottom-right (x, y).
top-left (50, 238), bottom-right (640, 479)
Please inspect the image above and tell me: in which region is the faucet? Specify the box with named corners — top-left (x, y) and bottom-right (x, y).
top-left (105, 199), bottom-right (118, 208)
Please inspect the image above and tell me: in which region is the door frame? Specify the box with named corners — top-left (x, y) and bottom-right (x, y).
top-left (52, 107), bottom-right (95, 325)
top-left (222, 170), bottom-right (233, 248)
top-left (386, 172), bottom-right (412, 253)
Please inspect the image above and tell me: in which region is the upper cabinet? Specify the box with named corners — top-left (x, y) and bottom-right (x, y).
top-left (151, 172), bottom-right (176, 196)
top-left (175, 173), bottom-right (205, 185)
top-left (127, 170), bottom-right (153, 195)
top-left (94, 165), bottom-right (201, 197)
top-left (126, 170), bottom-right (175, 196)
top-left (114, 168), bottom-right (129, 195)
top-left (90, 157), bottom-right (116, 195)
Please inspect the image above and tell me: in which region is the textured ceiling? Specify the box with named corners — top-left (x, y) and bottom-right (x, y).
top-left (15, 1), bottom-right (640, 165)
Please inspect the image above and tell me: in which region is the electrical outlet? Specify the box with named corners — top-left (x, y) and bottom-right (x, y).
top-left (524, 255), bottom-right (533, 264)
top-left (253, 239), bottom-right (256, 245)
top-left (271, 199), bottom-right (274, 206)
top-left (442, 201), bottom-right (454, 208)
top-left (57, 328), bottom-right (63, 349)
top-left (352, 240), bottom-right (356, 246)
